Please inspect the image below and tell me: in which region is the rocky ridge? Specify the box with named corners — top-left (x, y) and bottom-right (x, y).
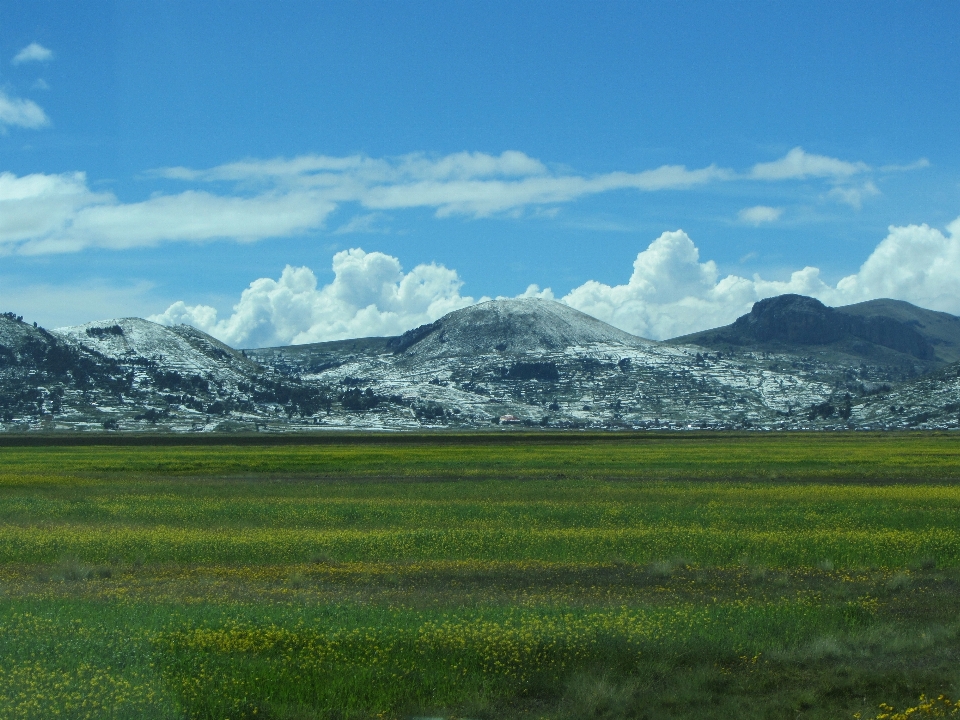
top-left (672, 294), bottom-right (960, 370)
top-left (0, 297), bottom-right (957, 432)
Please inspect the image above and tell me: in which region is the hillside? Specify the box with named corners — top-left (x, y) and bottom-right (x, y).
top-left (669, 294), bottom-right (960, 373)
top-left (54, 317), bottom-right (259, 381)
top-left (390, 298), bottom-right (649, 358)
top-left (1, 296), bottom-right (958, 432)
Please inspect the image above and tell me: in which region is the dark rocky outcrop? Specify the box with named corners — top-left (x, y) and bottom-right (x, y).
top-left (730, 295), bottom-right (935, 360)
top-left (669, 294), bottom-right (960, 368)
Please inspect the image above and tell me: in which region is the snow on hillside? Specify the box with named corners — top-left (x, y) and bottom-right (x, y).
top-left (395, 298), bottom-right (650, 358)
top-left (54, 317), bottom-right (257, 380)
top-left (1, 298), bottom-right (957, 432)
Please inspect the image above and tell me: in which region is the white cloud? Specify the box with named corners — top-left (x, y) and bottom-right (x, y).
top-left (880, 158), bottom-right (930, 172)
top-left (0, 147), bottom-right (931, 255)
top-left (0, 90), bottom-right (49, 129)
top-left (333, 212), bottom-right (388, 235)
top-left (750, 147), bottom-right (870, 180)
top-left (738, 205), bottom-right (783, 225)
top-left (826, 181), bottom-right (880, 209)
top-left (152, 216), bottom-right (960, 347)
top-left (150, 249), bottom-right (481, 348)
top-left (560, 219), bottom-right (960, 339)
top-left (559, 229), bottom-right (819, 340)
top-left (160, 151), bottom-right (731, 218)
top-left (0, 153), bottom-right (732, 254)
top-left (160, 151), bottom-right (549, 184)
top-left (12, 43), bottom-right (53, 65)
top-left (0, 170), bottom-right (335, 254)
top-left (834, 218), bottom-right (960, 313)
top-left (513, 284), bottom-right (556, 300)
top-left (0, 171), bottom-right (108, 247)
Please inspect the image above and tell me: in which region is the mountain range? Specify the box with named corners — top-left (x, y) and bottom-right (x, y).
top-left (1, 294), bottom-right (958, 432)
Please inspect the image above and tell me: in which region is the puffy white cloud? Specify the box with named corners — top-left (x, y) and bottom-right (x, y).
top-left (738, 205), bottom-right (783, 225)
top-left (834, 218), bottom-right (960, 313)
top-left (750, 147), bottom-right (870, 180)
top-left (559, 229), bottom-right (836, 339)
top-left (150, 249), bottom-right (481, 348)
top-left (152, 216), bottom-right (960, 348)
top-left (513, 284), bottom-right (556, 300)
top-left (560, 218), bottom-right (960, 339)
top-left (12, 43), bottom-right (53, 65)
top-left (0, 90), bottom-right (49, 129)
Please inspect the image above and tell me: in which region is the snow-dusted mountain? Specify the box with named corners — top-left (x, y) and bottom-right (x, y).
top-left (391, 298), bottom-right (649, 358)
top-left (1, 297), bottom-right (958, 432)
top-left (54, 317), bottom-right (257, 381)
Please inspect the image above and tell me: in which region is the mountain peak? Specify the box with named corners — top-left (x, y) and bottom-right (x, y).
top-left (54, 317), bottom-right (255, 374)
top-left (671, 293), bottom-right (958, 366)
top-left (732, 294), bottom-right (840, 344)
top-left (388, 298), bottom-right (647, 358)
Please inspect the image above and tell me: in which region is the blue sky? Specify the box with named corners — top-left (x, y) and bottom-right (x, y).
top-left (2, 1), bottom-right (959, 346)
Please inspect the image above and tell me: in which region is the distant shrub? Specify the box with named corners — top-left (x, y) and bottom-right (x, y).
top-left (505, 361), bottom-right (560, 381)
top-left (808, 402), bottom-right (835, 420)
top-left (340, 387), bottom-right (380, 412)
top-left (134, 408), bottom-right (169, 422)
top-left (85, 325), bottom-right (124, 338)
top-left (414, 401), bottom-right (446, 421)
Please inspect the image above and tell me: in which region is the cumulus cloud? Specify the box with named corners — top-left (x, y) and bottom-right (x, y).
top-left (0, 90), bottom-right (49, 129)
top-left (834, 217), bottom-right (960, 313)
top-left (750, 147), bottom-right (870, 180)
top-left (153, 216), bottom-right (960, 347)
top-left (559, 230), bottom-right (837, 339)
top-left (738, 205), bottom-right (783, 225)
top-left (12, 43), bottom-right (53, 65)
top-left (150, 249), bottom-right (481, 348)
top-left (560, 218), bottom-right (960, 339)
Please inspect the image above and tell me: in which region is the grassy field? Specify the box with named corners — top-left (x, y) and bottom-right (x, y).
top-left (0, 432), bottom-right (959, 719)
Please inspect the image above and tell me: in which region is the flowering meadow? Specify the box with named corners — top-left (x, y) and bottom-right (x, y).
top-left (0, 432), bottom-right (958, 718)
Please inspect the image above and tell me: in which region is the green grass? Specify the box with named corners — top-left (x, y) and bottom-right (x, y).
top-left (0, 432), bottom-right (958, 719)
top-left (1, 431), bottom-right (960, 481)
